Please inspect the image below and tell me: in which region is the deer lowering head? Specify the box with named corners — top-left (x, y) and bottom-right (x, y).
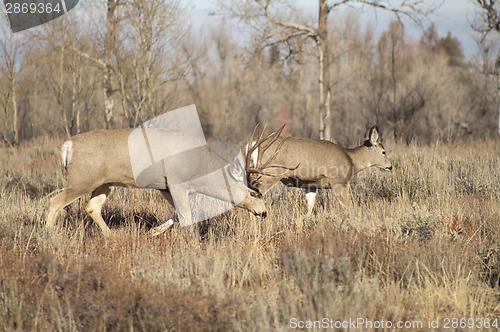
top-left (46, 127), bottom-right (290, 237)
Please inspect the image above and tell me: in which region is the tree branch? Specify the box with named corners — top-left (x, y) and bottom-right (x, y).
top-left (477, 0), bottom-right (500, 31)
top-left (256, 1), bottom-right (317, 37)
top-left (328, 0), bottom-right (352, 11)
top-left (68, 45), bottom-right (105, 68)
top-left (351, 0), bottom-right (436, 25)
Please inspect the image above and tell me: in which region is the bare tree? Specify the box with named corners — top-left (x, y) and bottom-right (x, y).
top-left (102, 0), bottom-right (120, 129)
top-left (2, 0), bottom-right (492, 144)
top-left (472, 0), bottom-right (500, 134)
top-left (116, 0), bottom-right (187, 127)
top-left (25, 11), bottom-right (95, 137)
top-left (220, 0), bottom-right (437, 141)
top-left (387, 20), bottom-right (405, 142)
top-left (0, 26), bottom-right (20, 146)
top-left (56, 0), bottom-right (121, 129)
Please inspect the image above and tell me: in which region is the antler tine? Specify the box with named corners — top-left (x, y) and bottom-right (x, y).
top-left (255, 125), bottom-right (269, 169)
top-left (258, 125), bottom-right (286, 169)
top-left (253, 124), bottom-right (283, 169)
top-left (246, 124), bottom-right (299, 178)
top-left (257, 125), bottom-right (283, 152)
top-left (246, 124), bottom-right (302, 180)
top-left (246, 123), bottom-right (276, 169)
top-left (246, 124), bottom-right (257, 167)
top-left (246, 123), bottom-right (264, 172)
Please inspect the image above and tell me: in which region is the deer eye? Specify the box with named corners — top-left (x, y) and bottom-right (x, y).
top-left (250, 192), bottom-right (258, 197)
top-left (382, 151), bottom-right (386, 155)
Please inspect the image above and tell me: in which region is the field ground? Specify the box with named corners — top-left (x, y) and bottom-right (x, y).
top-left (1, 136), bottom-right (500, 331)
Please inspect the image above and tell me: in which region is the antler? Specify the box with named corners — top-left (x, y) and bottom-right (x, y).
top-left (245, 124), bottom-right (299, 178)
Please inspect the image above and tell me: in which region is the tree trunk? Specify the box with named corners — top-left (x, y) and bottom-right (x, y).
top-left (391, 32), bottom-right (398, 143)
top-left (103, 0), bottom-right (119, 129)
top-left (497, 49), bottom-right (500, 134)
top-left (59, 41), bottom-right (71, 138)
top-left (10, 71), bottom-right (18, 146)
top-left (324, 88), bottom-right (331, 140)
top-left (317, 0), bottom-right (331, 141)
top-left (9, 30), bottom-right (18, 146)
top-left (70, 68), bottom-right (81, 135)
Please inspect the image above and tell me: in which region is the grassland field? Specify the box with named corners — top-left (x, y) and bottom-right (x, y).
top-left (0, 135), bottom-right (500, 331)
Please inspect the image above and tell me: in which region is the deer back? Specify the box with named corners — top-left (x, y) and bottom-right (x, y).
top-left (254, 137), bottom-right (355, 187)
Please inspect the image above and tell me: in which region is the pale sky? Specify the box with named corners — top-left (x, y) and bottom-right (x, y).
top-left (391, 0), bottom-right (479, 57)
top-left (191, 0), bottom-right (486, 59)
top-left (0, 0), bottom-right (487, 58)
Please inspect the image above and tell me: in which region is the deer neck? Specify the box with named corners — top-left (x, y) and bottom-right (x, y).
top-left (345, 145), bottom-right (370, 174)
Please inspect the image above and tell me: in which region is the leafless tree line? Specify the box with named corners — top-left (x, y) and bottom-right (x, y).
top-left (0, 0), bottom-right (499, 147)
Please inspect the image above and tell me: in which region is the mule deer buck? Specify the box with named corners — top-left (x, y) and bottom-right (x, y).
top-left (245, 125), bottom-right (392, 213)
top-left (47, 127), bottom-right (289, 237)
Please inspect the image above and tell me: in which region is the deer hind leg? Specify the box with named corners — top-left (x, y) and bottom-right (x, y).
top-left (85, 185), bottom-right (112, 236)
top-left (333, 184), bottom-right (353, 210)
top-left (47, 188), bottom-right (86, 229)
top-left (304, 191), bottom-right (317, 214)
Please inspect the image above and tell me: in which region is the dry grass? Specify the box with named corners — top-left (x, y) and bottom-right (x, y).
top-left (1, 137), bottom-right (500, 331)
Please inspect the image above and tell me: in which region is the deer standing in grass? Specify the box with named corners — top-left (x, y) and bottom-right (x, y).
top-left (47, 127), bottom-right (288, 237)
top-left (246, 125), bottom-right (392, 213)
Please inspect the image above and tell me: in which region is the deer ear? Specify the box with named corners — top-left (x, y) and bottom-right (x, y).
top-left (365, 125), bottom-right (379, 145)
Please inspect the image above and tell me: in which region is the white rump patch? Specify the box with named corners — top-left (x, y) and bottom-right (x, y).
top-left (244, 141), bottom-right (258, 168)
top-left (61, 140), bottom-right (73, 170)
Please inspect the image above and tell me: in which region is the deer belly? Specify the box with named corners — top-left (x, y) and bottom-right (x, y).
top-left (281, 176), bottom-right (331, 190)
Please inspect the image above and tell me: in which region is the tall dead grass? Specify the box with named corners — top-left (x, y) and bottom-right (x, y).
top-left (0, 137), bottom-right (499, 331)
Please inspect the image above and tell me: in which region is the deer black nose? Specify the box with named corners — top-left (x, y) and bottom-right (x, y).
top-left (261, 211), bottom-right (267, 219)
top-left (388, 165), bottom-right (393, 171)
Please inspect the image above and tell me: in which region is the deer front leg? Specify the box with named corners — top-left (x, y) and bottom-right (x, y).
top-left (86, 185), bottom-right (112, 236)
top-left (165, 186), bottom-right (193, 227)
top-left (333, 184), bottom-right (353, 210)
top-left (173, 190), bottom-right (192, 227)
